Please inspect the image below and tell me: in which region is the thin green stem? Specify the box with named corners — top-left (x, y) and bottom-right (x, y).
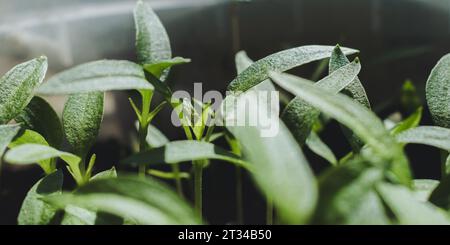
top-left (172, 163), bottom-right (184, 198)
top-left (137, 90), bottom-right (153, 178)
top-left (193, 161), bottom-right (203, 218)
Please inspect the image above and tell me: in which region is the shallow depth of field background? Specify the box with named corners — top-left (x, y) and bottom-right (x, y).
top-left (0, 0), bottom-right (449, 224)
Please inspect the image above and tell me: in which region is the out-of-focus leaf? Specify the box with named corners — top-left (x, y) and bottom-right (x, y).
top-left (227, 123), bottom-right (317, 224)
top-left (401, 80), bottom-right (422, 114)
top-left (147, 169), bottom-right (190, 179)
top-left (18, 170), bottom-right (63, 225)
top-left (44, 176), bottom-right (201, 225)
top-left (376, 183), bottom-right (450, 224)
top-left (122, 140), bottom-right (251, 170)
top-left (227, 45), bottom-right (358, 92)
top-left (134, 0), bottom-right (172, 80)
top-left (270, 72), bottom-right (411, 186)
top-left (0, 57), bottom-right (47, 124)
top-left (330, 45), bottom-right (370, 151)
top-left (305, 131), bottom-right (337, 166)
top-left (312, 158), bottom-right (389, 224)
top-left (60, 205), bottom-right (123, 225)
top-left (426, 53), bottom-right (450, 128)
top-left (396, 126), bottom-right (450, 151)
top-left (413, 179), bottom-right (439, 202)
top-left (282, 58), bottom-right (361, 144)
top-left (9, 129), bottom-right (55, 174)
top-left (390, 107), bottom-right (422, 136)
top-left (15, 96), bottom-right (63, 147)
top-left (63, 92), bottom-right (104, 157)
top-left (0, 124), bottom-right (20, 158)
top-left (37, 60), bottom-right (152, 94)
top-left (146, 124), bottom-right (169, 148)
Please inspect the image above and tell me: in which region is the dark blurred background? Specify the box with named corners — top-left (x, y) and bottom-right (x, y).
top-left (0, 0), bottom-right (449, 224)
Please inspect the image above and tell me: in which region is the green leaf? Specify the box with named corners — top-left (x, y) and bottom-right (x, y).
top-left (270, 72), bottom-right (411, 185)
top-left (37, 60), bottom-right (152, 95)
top-left (376, 183), bottom-right (450, 224)
top-left (9, 129), bottom-right (55, 174)
top-left (413, 179), bottom-right (439, 202)
top-left (305, 131), bottom-right (337, 166)
top-left (143, 57), bottom-right (190, 79)
top-left (0, 124), bottom-right (20, 158)
top-left (63, 92), bottom-right (104, 157)
top-left (281, 58), bottom-right (361, 145)
top-left (312, 158), bottom-right (389, 224)
top-left (227, 123), bottom-right (317, 224)
top-left (60, 205), bottom-right (123, 225)
top-left (429, 174), bottom-right (450, 210)
top-left (235, 51), bottom-right (254, 74)
top-left (134, 0), bottom-right (172, 80)
top-left (122, 140), bottom-right (251, 170)
top-left (0, 57), bottom-right (48, 124)
top-left (4, 144), bottom-right (83, 185)
top-left (146, 124), bottom-right (169, 148)
top-left (91, 167), bottom-right (117, 181)
top-left (18, 170), bottom-right (63, 225)
top-left (44, 176), bottom-right (201, 224)
top-left (425, 53), bottom-right (450, 128)
top-left (330, 45), bottom-right (370, 151)
top-left (396, 126), bottom-right (450, 151)
top-left (227, 45), bottom-right (358, 92)
top-left (147, 169), bottom-right (190, 180)
top-left (390, 107), bottom-right (422, 136)
top-left (15, 96), bottom-right (63, 147)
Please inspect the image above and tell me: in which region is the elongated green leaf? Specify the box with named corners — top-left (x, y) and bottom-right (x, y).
top-left (377, 183), bottom-right (450, 224)
top-left (390, 107), bottom-right (422, 136)
top-left (282, 58), bottom-right (361, 144)
top-left (305, 131), bottom-right (337, 166)
top-left (312, 158), bottom-right (389, 224)
top-left (330, 45), bottom-right (370, 151)
top-left (425, 53), bottom-right (450, 128)
top-left (0, 124), bottom-right (20, 157)
top-left (9, 129), bottom-right (56, 174)
top-left (227, 45), bottom-right (358, 92)
top-left (4, 143), bottom-right (83, 185)
top-left (134, 0), bottom-right (171, 80)
top-left (146, 124), bottom-right (169, 148)
top-left (63, 92), bottom-right (104, 157)
top-left (18, 170), bottom-right (63, 225)
top-left (270, 72), bottom-right (411, 185)
top-left (143, 57), bottom-right (190, 79)
top-left (61, 168), bottom-right (120, 225)
top-left (235, 51), bottom-right (254, 74)
top-left (91, 167), bottom-right (117, 181)
top-left (122, 140), bottom-right (251, 170)
top-left (413, 179), bottom-right (439, 202)
top-left (227, 123), bottom-right (317, 224)
top-left (396, 126), bottom-right (450, 151)
top-left (60, 205), bottom-right (123, 225)
top-left (44, 176), bottom-right (201, 224)
top-left (0, 57), bottom-right (47, 124)
top-left (15, 96), bottom-right (63, 147)
top-left (37, 60), bottom-right (152, 95)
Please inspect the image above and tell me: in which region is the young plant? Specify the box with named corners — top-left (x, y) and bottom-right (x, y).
top-left (0, 0), bottom-right (449, 225)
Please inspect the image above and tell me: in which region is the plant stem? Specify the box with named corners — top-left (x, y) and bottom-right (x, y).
top-left (266, 197), bottom-right (273, 225)
top-left (193, 161), bottom-right (203, 218)
top-left (172, 163), bottom-right (184, 198)
top-left (138, 90), bottom-right (153, 178)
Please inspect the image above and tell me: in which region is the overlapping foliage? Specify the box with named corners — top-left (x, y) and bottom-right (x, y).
top-left (0, 0), bottom-right (449, 225)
